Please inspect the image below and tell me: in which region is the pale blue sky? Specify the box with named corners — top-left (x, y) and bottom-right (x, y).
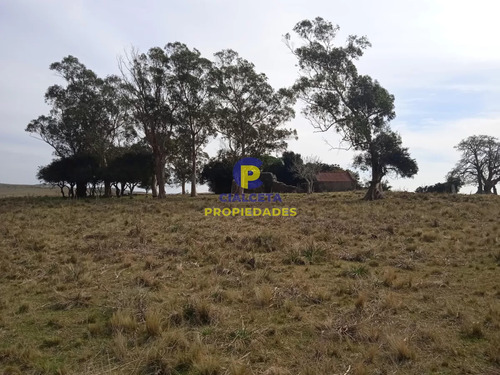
top-left (1, 0), bottom-right (500, 193)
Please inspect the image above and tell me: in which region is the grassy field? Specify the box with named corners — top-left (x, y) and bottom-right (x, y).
top-left (0, 184), bottom-right (60, 198)
top-left (0, 192), bottom-right (499, 375)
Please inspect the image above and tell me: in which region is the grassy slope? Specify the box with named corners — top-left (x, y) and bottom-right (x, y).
top-left (0, 192), bottom-right (499, 375)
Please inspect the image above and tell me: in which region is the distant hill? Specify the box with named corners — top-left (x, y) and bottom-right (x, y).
top-left (0, 183), bottom-right (60, 197)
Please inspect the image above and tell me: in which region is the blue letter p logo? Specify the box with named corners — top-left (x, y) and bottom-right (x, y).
top-left (233, 158), bottom-right (263, 190)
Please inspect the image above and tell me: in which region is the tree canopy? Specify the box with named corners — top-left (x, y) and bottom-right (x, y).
top-left (168, 43), bottom-right (216, 197)
top-left (210, 49), bottom-right (297, 161)
top-left (26, 56), bottom-right (124, 197)
top-left (353, 130), bottom-right (418, 189)
top-left (449, 135), bottom-right (500, 194)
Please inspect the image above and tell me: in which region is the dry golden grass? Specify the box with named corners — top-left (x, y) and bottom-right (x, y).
top-left (0, 191), bottom-right (499, 374)
top-left (0, 183), bottom-right (60, 197)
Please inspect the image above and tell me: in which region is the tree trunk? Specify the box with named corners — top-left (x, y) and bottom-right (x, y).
top-left (76, 182), bottom-right (87, 198)
top-left (476, 173), bottom-right (484, 194)
top-left (104, 181), bottom-right (112, 198)
top-left (363, 181), bottom-right (384, 200)
top-left (494, 185), bottom-right (498, 195)
top-left (151, 174), bottom-right (158, 198)
top-left (364, 162), bottom-right (384, 201)
top-left (190, 146), bottom-right (197, 197)
top-left (238, 144), bottom-right (245, 195)
top-left (69, 183), bottom-right (75, 199)
top-left (58, 184), bottom-right (66, 198)
top-left (154, 155), bottom-right (167, 199)
top-left (190, 175), bottom-right (197, 196)
top-left (181, 181), bottom-right (186, 195)
top-left (483, 181), bottom-right (494, 194)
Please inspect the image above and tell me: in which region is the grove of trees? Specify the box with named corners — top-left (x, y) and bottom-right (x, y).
top-left (28, 44), bottom-right (296, 198)
top-left (415, 176), bottom-right (463, 194)
top-left (35, 18), bottom-right (500, 200)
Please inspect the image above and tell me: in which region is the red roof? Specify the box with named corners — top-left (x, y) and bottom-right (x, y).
top-left (316, 171), bottom-right (355, 183)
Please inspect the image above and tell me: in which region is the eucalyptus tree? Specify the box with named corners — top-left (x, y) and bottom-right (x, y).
top-left (168, 137), bottom-right (191, 195)
top-left (210, 49), bottom-right (296, 162)
top-left (119, 47), bottom-right (177, 199)
top-left (286, 17), bottom-right (418, 200)
top-left (168, 136), bottom-right (208, 195)
top-left (26, 56), bottom-right (124, 197)
top-left (168, 42), bottom-right (216, 196)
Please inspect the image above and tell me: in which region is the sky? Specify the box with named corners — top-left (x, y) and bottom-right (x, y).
top-left (1, 0), bottom-right (500, 193)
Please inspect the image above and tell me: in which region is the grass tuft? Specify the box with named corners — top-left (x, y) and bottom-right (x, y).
top-left (110, 310), bottom-right (137, 332)
top-left (145, 310), bottom-right (162, 337)
top-left (387, 336), bottom-right (416, 363)
top-left (182, 300), bottom-right (214, 326)
top-left (254, 285), bottom-right (274, 307)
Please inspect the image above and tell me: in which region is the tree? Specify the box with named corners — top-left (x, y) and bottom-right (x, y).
top-left (168, 137), bottom-right (208, 195)
top-left (449, 135), bottom-right (500, 194)
top-left (200, 156), bottom-right (234, 194)
top-left (318, 163), bottom-right (341, 172)
top-left (98, 75), bottom-right (135, 197)
top-left (286, 17), bottom-right (418, 200)
top-left (263, 151), bottom-right (304, 187)
top-left (281, 152), bottom-right (303, 180)
top-left (416, 176), bottom-right (463, 194)
top-left (119, 48), bottom-right (177, 199)
top-left (259, 155), bottom-right (282, 172)
top-left (168, 43), bottom-right (216, 197)
top-left (66, 154), bottom-right (101, 197)
top-left (292, 156), bottom-right (322, 194)
top-left (353, 130), bottom-right (418, 198)
top-left (105, 147), bottom-right (154, 197)
top-left (210, 49), bottom-right (297, 162)
top-left (37, 154), bottom-right (100, 198)
top-left (37, 159), bottom-right (72, 198)
top-left (168, 139), bottom-right (191, 195)
top-left (26, 56), bottom-right (125, 198)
